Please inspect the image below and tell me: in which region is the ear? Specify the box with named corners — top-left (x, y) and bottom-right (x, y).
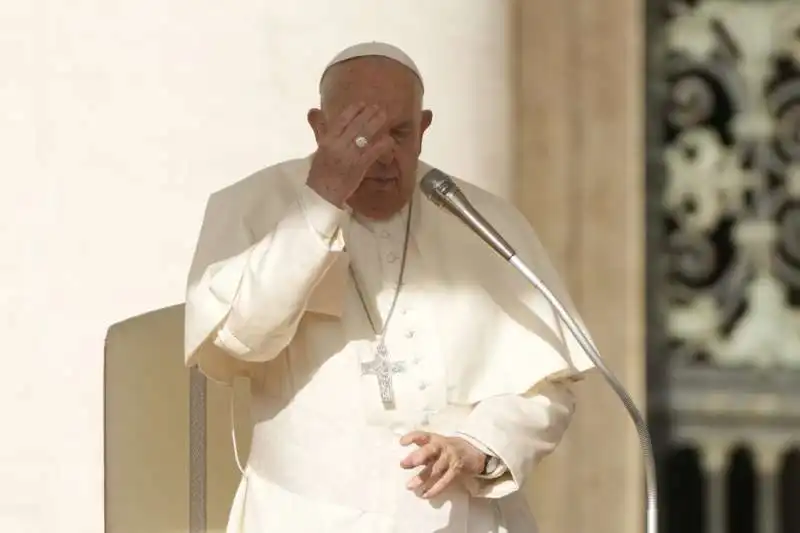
top-left (307, 108), bottom-right (325, 143)
top-left (420, 110), bottom-right (433, 134)
top-left (416, 110), bottom-right (433, 154)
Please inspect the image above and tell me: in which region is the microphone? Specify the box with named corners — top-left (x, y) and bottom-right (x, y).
top-left (419, 169), bottom-right (516, 261)
top-left (420, 168), bottom-right (659, 533)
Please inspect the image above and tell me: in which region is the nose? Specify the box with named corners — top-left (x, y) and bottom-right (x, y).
top-left (377, 147), bottom-right (395, 165)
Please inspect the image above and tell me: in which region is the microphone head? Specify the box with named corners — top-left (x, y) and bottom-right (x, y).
top-left (419, 168), bottom-right (459, 206)
top-left (419, 167), bottom-right (516, 260)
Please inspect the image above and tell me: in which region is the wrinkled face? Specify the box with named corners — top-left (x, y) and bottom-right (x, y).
top-left (309, 57), bottom-right (433, 220)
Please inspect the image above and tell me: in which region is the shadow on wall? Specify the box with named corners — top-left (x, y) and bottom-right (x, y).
top-left (103, 304), bottom-right (251, 533)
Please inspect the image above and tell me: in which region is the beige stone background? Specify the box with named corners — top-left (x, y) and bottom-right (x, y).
top-left (513, 1), bottom-right (645, 533)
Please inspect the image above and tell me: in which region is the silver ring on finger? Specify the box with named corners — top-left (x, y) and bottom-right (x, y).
top-left (354, 136), bottom-right (369, 149)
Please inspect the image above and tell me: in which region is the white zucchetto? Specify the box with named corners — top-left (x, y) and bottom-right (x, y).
top-left (319, 41), bottom-right (424, 92)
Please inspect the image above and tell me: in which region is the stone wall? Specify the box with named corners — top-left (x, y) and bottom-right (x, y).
top-left (512, 1), bottom-right (647, 532)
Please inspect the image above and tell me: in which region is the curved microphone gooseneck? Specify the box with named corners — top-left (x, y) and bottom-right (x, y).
top-left (420, 169), bottom-right (658, 533)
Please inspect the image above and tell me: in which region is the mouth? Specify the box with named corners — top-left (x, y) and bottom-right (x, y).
top-left (364, 176), bottom-right (398, 183)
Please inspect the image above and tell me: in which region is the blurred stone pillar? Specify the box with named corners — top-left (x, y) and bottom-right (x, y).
top-left (754, 444), bottom-right (783, 533)
top-left (511, 1), bottom-right (645, 533)
top-left (700, 441), bottom-right (730, 533)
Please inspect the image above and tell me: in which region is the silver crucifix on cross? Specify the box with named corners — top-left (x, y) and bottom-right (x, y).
top-left (361, 341), bottom-right (406, 409)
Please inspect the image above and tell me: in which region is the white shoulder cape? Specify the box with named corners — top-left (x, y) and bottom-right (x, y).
top-left (185, 157), bottom-right (597, 404)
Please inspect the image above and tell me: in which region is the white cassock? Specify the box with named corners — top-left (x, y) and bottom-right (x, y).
top-left (184, 155), bottom-right (596, 532)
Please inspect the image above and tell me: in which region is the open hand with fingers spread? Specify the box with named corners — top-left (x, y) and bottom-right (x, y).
top-left (306, 102), bottom-right (396, 208)
top-left (399, 431), bottom-right (487, 499)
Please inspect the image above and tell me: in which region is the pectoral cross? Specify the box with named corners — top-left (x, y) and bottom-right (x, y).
top-left (361, 341), bottom-right (406, 409)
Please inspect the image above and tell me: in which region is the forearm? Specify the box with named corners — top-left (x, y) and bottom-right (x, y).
top-left (186, 184), bottom-right (347, 363)
top-left (457, 379), bottom-right (576, 498)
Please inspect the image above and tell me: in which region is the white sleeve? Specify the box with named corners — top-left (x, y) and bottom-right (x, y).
top-left (184, 181), bottom-right (347, 376)
top-left (456, 379), bottom-right (576, 498)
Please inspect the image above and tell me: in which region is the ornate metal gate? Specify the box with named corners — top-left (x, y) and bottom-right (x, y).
top-left (648, 1), bottom-right (800, 532)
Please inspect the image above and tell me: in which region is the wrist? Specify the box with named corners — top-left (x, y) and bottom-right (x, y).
top-left (466, 448), bottom-right (489, 476)
top-left (306, 176), bottom-right (348, 209)
top-left (453, 435), bottom-right (492, 476)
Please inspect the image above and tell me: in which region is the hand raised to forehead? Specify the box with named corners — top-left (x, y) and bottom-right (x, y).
top-left (307, 103), bottom-right (395, 208)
